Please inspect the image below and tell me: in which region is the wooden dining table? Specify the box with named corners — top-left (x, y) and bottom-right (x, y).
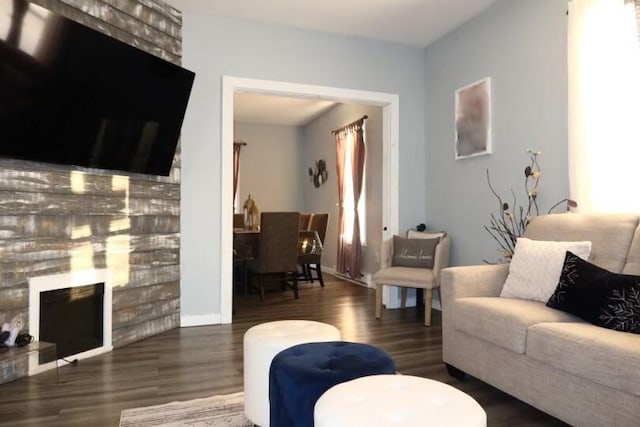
top-left (233, 229), bottom-right (322, 260)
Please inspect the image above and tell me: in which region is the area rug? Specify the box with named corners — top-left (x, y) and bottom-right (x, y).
top-left (119, 391), bottom-right (253, 427)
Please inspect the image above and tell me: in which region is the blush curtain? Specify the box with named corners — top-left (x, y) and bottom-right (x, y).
top-left (568, 0), bottom-right (640, 213)
top-left (233, 142), bottom-right (243, 209)
top-left (335, 119), bottom-right (366, 279)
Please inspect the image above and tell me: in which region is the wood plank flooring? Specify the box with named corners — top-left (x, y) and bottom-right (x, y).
top-left (0, 275), bottom-right (567, 426)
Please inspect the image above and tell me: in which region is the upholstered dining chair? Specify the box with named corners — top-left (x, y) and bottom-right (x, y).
top-left (247, 212), bottom-right (300, 301)
top-left (299, 213), bottom-right (312, 231)
top-left (299, 213), bottom-right (329, 286)
top-left (373, 230), bottom-right (450, 326)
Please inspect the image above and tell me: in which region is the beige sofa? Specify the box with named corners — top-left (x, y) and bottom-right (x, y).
top-left (441, 213), bottom-right (640, 426)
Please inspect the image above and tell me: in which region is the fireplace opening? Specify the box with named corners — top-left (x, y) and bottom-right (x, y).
top-left (39, 282), bottom-right (105, 360)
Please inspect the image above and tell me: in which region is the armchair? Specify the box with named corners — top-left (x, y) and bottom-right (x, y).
top-left (373, 231), bottom-right (451, 326)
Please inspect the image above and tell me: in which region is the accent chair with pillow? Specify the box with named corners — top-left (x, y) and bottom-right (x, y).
top-left (441, 213), bottom-right (640, 426)
top-left (374, 230), bottom-right (450, 326)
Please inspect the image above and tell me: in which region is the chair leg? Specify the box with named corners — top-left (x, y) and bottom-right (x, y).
top-left (400, 288), bottom-right (408, 308)
top-left (316, 264), bottom-right (324, 287)
top-left (243, 262), bottom-right (249, 295)
top-left (424, 288), bottom-right (433, 327)
top-left (259, 275), bottom-right (265, 302)
top-left (292, 272), bottom-right (299, 299)
top-left (375, 284), bottom-right (383, 319)
top-left (306, 265), bottom-right (313, 283)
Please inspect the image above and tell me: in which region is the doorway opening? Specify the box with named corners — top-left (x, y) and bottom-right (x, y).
top-left (221, 77), bottom-right (400, 323)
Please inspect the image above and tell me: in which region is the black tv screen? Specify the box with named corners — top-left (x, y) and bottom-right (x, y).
top-left (0, 0), bottom-right (195, 176)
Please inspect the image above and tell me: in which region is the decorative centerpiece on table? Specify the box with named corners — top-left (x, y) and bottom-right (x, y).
top-left (484, 149), bottom-right (577, 262)
top-left (243, 194), bottom-right (260, 230)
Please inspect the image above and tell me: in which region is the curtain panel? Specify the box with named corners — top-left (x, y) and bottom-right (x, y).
top-left (233, 142), bottom-right (243, 209)
top-left (334, 119), bottom-right (366, 279)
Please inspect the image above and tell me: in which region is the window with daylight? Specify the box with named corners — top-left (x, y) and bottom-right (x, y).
top-left (341, 133), bottom-right (366, 245)
top-left (568, 0), bottom-right (640, 213)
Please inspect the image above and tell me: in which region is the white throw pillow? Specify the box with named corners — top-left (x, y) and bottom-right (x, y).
top-left (500, 237), bottom-right (592, 303)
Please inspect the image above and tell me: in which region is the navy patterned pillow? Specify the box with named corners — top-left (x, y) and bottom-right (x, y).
top-left (547, 251), bottom-right (640, 334)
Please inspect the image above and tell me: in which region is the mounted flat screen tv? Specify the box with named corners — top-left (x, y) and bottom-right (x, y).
top-left (0, 0), bottom-right (195, 176)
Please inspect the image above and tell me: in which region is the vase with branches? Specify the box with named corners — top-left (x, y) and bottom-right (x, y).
top-left (484, 149), bottom-right (577, 262)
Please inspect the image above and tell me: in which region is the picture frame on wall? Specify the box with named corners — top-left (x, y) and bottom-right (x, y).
top-left (454, 77), bottom-right (492, 159)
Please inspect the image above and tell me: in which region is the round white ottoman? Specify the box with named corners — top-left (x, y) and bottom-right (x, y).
top-left (243, 320), bottom-right (341, 427)
top-left (314, 374), bottom-right (486, 427)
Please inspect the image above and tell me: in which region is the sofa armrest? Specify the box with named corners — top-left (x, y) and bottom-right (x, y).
top-left (440, 264), bottom-right (509, 303)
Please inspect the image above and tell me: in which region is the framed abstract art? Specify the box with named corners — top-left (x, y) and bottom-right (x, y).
top-left (454, 77), bottom-right (492, 159)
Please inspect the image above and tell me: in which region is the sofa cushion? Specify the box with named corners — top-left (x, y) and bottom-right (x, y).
top-left (452, 297), bottom-right (581, 353)
top-left (527, 322), bottom-right (640, 397)
top-left (373, 266), bottom-right (435, 289)
top-left (547, 251), bottom-right (640, 334)
top-left (500, 237), bottom-right (591, 303)
top-left (525, 213), bottom-right (639, 273)
top-left (623, 222), bottom-right (640, 276)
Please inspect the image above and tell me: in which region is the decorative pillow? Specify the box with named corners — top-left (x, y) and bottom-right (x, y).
top-left (406, 230), bottom-right (446, 241)
top-left (547, 251), bottom-right (640, 334)
top-left (500, 237), bottom-right (592, 302)
top-left (391, 235), bottom-right (439, 268)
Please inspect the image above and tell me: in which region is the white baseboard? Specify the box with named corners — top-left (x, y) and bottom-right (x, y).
top-left (180, 313), bottom-right (222, 327)
top-left (325, 266), bottom-right (442, 311)
top-left (324, 266), bottom-right (372, 287)
top-left (324, 267), bottom-right (405, 308)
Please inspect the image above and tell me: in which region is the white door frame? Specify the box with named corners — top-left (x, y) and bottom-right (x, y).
top-left (220, 76), bottom-right (399, 323)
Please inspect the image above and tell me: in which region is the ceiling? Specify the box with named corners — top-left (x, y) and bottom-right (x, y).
top-left (165, 0), bottom-right (498, 47)
top-left (234, 92), bottom-right (338, 127)
top-left (166, 0), bottom-right (499, 126)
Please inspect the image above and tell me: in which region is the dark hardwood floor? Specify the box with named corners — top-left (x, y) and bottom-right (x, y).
top-left (0, 275), bottom-right (566, 426)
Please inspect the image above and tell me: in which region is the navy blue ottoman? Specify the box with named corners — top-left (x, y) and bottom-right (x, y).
top-left (269, 341), bottom-right (396, 427)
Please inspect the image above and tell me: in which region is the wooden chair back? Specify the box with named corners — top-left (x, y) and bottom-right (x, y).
top-left (233, 213), bottom-right (245, 228)
top-left (309, 213), bottom-right (329, 245)
top-left (299, 213), bottom-right (312, 230)
top-left (254, 212), bottom-right (300, 273)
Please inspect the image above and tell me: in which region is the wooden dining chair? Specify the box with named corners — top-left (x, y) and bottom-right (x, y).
top-left (299, 213), bottom-right (312, 230)
top-left (247, 212), bottom-right (300, 301)
top-left (299, 213), bottom-right (329, 286)
top-left (233, 213), bottom-right (245, 228)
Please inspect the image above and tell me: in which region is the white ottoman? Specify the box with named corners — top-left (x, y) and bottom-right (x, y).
top-left (243, 320), bottom-right (341, 427)
top-left (314, 374), bottom-right (486, 427)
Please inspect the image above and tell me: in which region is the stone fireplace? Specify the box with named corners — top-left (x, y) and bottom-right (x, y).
top-left (0, 1), bottom-right (182, 373)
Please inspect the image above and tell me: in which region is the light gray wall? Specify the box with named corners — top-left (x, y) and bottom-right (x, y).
top-left (302, 104), bottom-right (383, 279)
top-left (234, 122), bottom-right (304, 213)
top-left (180, 15), bottom-right (426, 320)
top-left (425, 0), bottom-right (569, 266)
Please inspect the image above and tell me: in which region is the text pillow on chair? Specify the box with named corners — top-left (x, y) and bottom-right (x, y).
top-left (392, 236), bottom-right (439, 269)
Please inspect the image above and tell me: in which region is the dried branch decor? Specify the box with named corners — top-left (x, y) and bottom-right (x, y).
top-left (484, 149), bottom-right (577, 261)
